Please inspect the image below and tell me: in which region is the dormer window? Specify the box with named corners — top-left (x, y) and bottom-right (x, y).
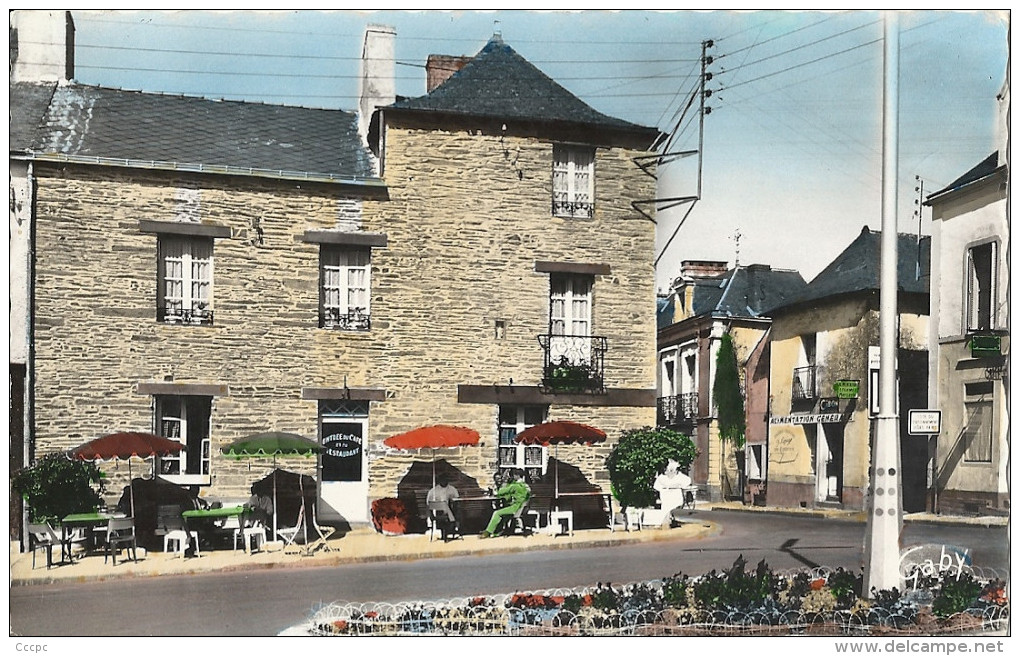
top-left (553, 144), bottom-right (594, 218)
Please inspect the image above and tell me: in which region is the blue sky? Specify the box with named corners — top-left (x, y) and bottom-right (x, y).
top-left (64, 9), bottom-right (1009, 288)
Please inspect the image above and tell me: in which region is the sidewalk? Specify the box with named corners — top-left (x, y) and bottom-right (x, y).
top-left (10, 503), bottom-right (1006, 587)
top-left (10, 513), bottom-right (720, 586)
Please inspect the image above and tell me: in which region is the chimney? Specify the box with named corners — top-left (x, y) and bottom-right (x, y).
top-left (745, 263), bottom-right (772, 312)
top-left (426, 54), bottom-right (471, 92)
top-left (10, 10), bottom-right (74, 83)
top-left (358, 24), bottom-right (396, 148)
top-left (680, 260), bottom-right (729, 279)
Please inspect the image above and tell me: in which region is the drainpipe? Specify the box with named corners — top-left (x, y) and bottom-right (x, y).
top-left (21, 161), bottom-right (37, 552)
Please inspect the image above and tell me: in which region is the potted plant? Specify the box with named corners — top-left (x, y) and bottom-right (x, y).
top-left (370, 497), bottom-right (410, 535)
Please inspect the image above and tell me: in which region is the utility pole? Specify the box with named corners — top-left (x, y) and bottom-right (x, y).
top-left (697, 39), bottom-right (713, 200)
top-left (863, 11), bottom-right (903, 595)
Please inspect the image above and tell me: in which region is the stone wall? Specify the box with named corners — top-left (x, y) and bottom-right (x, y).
top-left (30, 122), bottom-right (658, 515)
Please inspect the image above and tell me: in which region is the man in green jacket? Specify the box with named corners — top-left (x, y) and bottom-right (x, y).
top-left (480, 469), bottom-right (531, 538)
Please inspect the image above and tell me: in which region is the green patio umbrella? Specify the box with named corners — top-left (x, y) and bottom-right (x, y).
top-left (221, 432), bottom-right (320, 540)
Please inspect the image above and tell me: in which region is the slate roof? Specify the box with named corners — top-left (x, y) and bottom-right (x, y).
top-left (657, 265), bottom-right (808, 330)
top-left (925, 152), bottom-right (1005, 204)
top-left (768, 227), bottom-right (931, 314)
top-left (389, 35), bottom-right (661, 148)
top-left (10, 82), bottom-right (57, 153)
top-left (10, 82), bottom-right (378, 182)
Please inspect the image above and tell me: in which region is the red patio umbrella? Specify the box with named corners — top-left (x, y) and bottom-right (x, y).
top-left (68, 432), bottom-right (185, 517)
top-left (514, 421), bottom-right (607, 497)
top-left (383, 425), bottom-right (481, 488)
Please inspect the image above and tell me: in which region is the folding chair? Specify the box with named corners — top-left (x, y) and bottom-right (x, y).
top-left (305, 505), bottom-right (336, 554)
top-left (277, 504), bottom-right (306, 554)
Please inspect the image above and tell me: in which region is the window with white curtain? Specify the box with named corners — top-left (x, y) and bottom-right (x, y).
top-left (498, 405), bottom-right (548, 474)
top-left (158, 236), bottom-right (213, 324)
top-left (552, 144), bottom-right (594, 218)
top-left (549, 273), bottom-right (593, 366)
top-left (963, 382), bottom-right (994, 463)
top-left (321, 247), bottom-right (371, 330)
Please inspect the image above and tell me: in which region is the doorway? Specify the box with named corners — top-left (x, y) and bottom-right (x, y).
top-left (318, 400), bottom-right (369, 522)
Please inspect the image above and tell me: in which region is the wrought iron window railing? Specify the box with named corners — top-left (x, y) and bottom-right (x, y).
top-left (657, 392), bottom-right (698, 426)
top-left (321, 307), bottom-right (371, 331)
top-left (552, 199), bottom-right (594, 219)
top-left (159, 304), bottom-right (213, 325)
top-left (538, 334), bottom-right (607, 394)
top-left (792, 365), bottom-right (817, 400)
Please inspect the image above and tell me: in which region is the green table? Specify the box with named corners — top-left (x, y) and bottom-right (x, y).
top-left (182, 506), bottom-right (248, 557)
top-left (182, 505), bottom-right (247, 520)
top-left (61, 512), bottom-right (117, 562)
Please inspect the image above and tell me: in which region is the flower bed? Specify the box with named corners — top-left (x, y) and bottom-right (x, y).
top-left (306, 557), bottom-right (1008, 637)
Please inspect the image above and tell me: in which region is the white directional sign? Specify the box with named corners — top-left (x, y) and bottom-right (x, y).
top-left (908, 410), bottom-right (942, 435)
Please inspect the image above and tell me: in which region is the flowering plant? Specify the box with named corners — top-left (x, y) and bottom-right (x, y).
top-left (370, 497), bottom-right (410, 535)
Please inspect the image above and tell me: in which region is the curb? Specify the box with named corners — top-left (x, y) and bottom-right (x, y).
top-left (10, 521), bottom-right (720, 587)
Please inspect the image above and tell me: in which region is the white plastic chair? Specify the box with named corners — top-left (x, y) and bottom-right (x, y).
top-left (27, 522), bottom-right (64, 569)
top-left (223, 514), bottom-right (266, 553)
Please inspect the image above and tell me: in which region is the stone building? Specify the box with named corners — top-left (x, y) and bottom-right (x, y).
top-left (656, 261), bottom-right (806, 502)
top-left (11, 14), bottom-right (661, 528)
top-left (765, 228), bottom-right (931, 513)
top-left (923, 77), bottom-right (1009, 516)
top-left (368, 34), bottom-right (662, 522)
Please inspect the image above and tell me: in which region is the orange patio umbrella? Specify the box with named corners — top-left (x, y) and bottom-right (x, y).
top-left (514, 421), bottom-right (607, 497)
top-left (383, 425), bottom-right (481, 488)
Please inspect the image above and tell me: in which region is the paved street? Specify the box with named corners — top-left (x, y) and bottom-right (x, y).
top-left (10, 509), bottom-right (1008, 637)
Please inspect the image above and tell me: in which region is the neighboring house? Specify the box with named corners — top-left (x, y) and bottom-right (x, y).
top-left (765, 227), bottom-right (931, 513)
top-left (656, 261), bottom-right (807, 503)
top-left (923, 78), bottom-right (1009, 516)
top-left (12, 13), bottom-right (662, 528)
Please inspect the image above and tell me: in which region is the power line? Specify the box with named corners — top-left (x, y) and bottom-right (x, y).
top-left (717, 37), bottom-right (881, 93)
top-left (75, 15), bottom-right (705, 45)
top-left (717, 18), bottom-right (879, 78)
top-left (719, 13), bottom-right (840, 59)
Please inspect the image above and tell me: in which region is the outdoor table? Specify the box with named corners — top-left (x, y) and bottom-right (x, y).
top-left (61, 512), bottom-right (117, 562)
top-left (181, 506), bottom-right (247, 557)
top-left (553, 492), bottom-right (615, 532)
top-left (451, 496), bottom-right (501, 534)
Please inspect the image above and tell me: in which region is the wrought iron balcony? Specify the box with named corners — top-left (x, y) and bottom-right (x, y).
top-left (538, 334), bottom-right (607, 393)
top-left (159, 304), bottom-right (213, 325)
top-left (552, 199), bottom-right (594, 219)
top-left (657, 392), bottom-right (698, 427)
top-left (792, 365), bottom-right (817, 400)
top-left (321, 307), bottom-right (371, 331)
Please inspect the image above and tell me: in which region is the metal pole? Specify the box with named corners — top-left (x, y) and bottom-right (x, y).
top-left (863, 11), bottom-right (903, 595)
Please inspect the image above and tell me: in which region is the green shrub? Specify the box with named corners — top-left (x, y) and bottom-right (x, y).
top-left (932, 571), bottom-right (983, 618)
top-left (605, 427), bottom-right (697, 508)
top-left (692, 556), bottom-right (780, 611)
top-left (662, 572), bottom-right (691, 608)
top-left (11, 452), bottom-right (104, 523)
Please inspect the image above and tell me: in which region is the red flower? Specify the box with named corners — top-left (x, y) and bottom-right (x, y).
top-left (365, 611), bottom-right (378, 619)
top-left (332, 620), bottom-right (348, 631)
top-left (810, 578), bottom-right (826, 591)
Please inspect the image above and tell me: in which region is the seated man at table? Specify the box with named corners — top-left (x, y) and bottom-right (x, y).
top-left (245, 493), bottom-right (274, 529)
top-left (480, 469), bottom-right (531, 538)
top-left (426, 475), bottom-right (460, 539)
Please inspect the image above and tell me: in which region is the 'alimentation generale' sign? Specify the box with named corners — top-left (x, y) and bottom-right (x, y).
top-left (769, 413), bottom-right (843, 425)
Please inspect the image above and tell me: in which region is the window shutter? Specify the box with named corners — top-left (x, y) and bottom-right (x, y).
top-left (989, 241), bottom-right (998, 329)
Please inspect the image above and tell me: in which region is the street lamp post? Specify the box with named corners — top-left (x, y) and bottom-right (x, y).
top-left (863, 11), bottom-right (903, 595)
